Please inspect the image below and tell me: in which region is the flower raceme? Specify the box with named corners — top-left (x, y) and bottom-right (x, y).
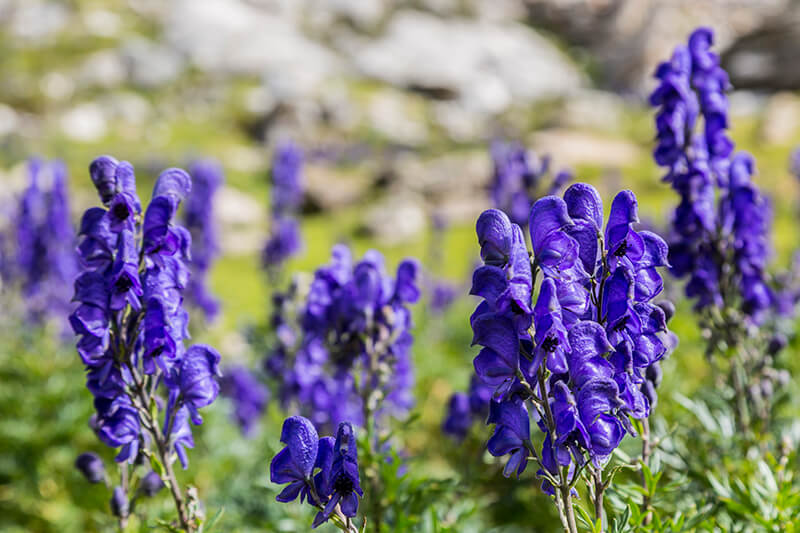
top-left (184, 159), bottom-right (224, 321)
top-left (263, 142), bottom-right (305, 270)
top-left (265, 245), bottom-right (420, 431)
top-left (651, 27), bottom-right (775, 323)
top-left (270, 416), bottom-right (363, 531)
top-left (469, 183), bottom-right (674, 495)
top-left (5, 158), bottom-right (77, 324)
top-left (70, 155), bottom-right (223, 531)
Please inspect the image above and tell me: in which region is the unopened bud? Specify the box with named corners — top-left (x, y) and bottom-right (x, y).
top-left (110, 487), bottom-right (129, 518)
top-left (75, 452), bottom-right (105, 484)
top-left (767, 334), bottom-right (788, 356)
top-left (657, 300), bottom-right (675, 323)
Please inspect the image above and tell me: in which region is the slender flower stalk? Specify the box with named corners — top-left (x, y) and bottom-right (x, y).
top-left (71, 156), bottom-right (222, 532)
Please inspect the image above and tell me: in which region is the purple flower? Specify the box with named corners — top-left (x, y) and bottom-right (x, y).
top-left (221, 366), bottom-right (269, 436)
top-left (321, 422), bottom-right (362, 520)
top-left (140, 471), bottom-right (165, 497)
top-left (489, 141), bottom-right (571, 227)
top-left (185, 159), bottom-right (223, 320)
top-left (486, 397), bottom-right (531, 478)
top-left (72, 155), bottom-right (222, 477)
top-left (651, 27), bottom-right (774, 323)
top-left (172, 344), bottom-right (222, 425)
top-left (442, 392), bottom-right (471, 439)
top-left (75, 452), bottom-right (106, 484)
top-left (270, 416), bottom-right (319, 503)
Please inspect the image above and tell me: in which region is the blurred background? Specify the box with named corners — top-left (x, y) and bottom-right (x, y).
top-left (2, 0), bottom-right (800, 531)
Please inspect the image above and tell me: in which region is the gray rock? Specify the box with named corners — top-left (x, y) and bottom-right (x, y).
top-left (59, 103), bottom-right (108, 142)
top-left (523, 0), bottom-right (790, 93)
top-left (722, 10), bottom-right (800, 91)
top-left (364, 192), bottom-right (427, 244)
top-left (166, 0), bottom-right (344, 99)
top-left (760, 92), bottom-right (800, 144)
top-left (529, 129), bottom-right (641, 168)
top-left (79, 50), bottom-right (126, 89)
top-left (121, 38), bottom-right (184, 88)
top-left (367, 90), bottom-right (429, 146)
top-left (9, 0), bottom-right (69, 41)
top-left (305, 165), bottom-right (371, 210)
top-left (351, 10), bottom-right (583, 113)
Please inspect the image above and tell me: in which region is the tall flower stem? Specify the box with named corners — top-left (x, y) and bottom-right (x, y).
top-left (559, 481), bottom-right (579, 533)
top-left (360, 333), bottom-right (385, 532)
top-left (592, 467), bottom-right (605, 531)
top-left (129, 369), bottom-right (194, 532)
top-left (640, 418), bottom-right (653, 525)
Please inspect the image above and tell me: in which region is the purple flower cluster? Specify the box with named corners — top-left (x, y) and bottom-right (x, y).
top-left (263, 142), bottom-right (304, 269)
top-left (469, 183), bottom-right (674, 491)
top-left (220, 365), bottom-right (269, 436)
top-left (184, 159), bottom-right (224, 321)
top-left (6, 158), bottom-right (77, 323)
top-left (265, 245), bottom-right (420, 431)
top-left (71, 155), bottom-right (221, 468)
top-left (442, 376), bottom-right (492, 439)
top-left (489, 140), bottom-right (572, 227)
top-left (270, 416), bottom-right (363, 529)
top-left (651, 27), bottom-right (773, 322)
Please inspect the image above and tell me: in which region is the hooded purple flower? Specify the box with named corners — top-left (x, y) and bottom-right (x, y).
top-left (321, 422), bottom-right (362, 520)
top-left (486, 397), bottom-right (531, 478)
top-left (270, 416), bottom-right (320, 504)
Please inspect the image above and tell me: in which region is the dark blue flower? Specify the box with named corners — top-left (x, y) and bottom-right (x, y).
top-left (486, 397), bottom-right (531, 478)
top-left (322, 422), bottom-right (362, 519)
top-left (270, 416), bottom-right (319, 503)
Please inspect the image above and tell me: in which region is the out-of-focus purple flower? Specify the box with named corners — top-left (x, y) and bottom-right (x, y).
top-left (442, 392), bottom-right (471, 439)
top-left (263, 143), bottom-right (305, 271)
top-left (221, 366), bottom-right (269, 436)
top-left (264, 246), bottom-right (420, 432)
top-left (110, 486), bottom-right (129, 518)
top-left (429, 279), bottom-right (458, 314)
top-left (75, 452), bottom-right (106, 484)
top-left (140, 471), bottom-right (165, 497)
top-left (651, 27), bottom-right (776, 324)
top-left (10, 158), bottom-right (78, 324)
top-left (489, 141), bottom-right (571, 227)
top-left (184, 159), bottom-right (224, 321)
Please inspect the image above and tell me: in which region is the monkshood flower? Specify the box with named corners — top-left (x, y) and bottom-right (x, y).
top-left (264, 245), bottom-right (420, 432)
top-left (8, 158), bottom-right (77, 324)
top-left (651, 27), bottom-right (774, 323)
top-left (270, 416), bottom-right (362, 532)
top-left (70, 155), bottom-right (222, 533)
top-left (489, 140), bottom-right (572, 227)
top-left (468, 183), bottom-right (673, 531)
top-left (263, 142), bottom-right (305, 270)
top-left (75, 452), bottom-right (106, 484)
top-left (442, 376), bottom-right (492, 439)
top-left (220, 365), bottom-right (269, 436)
top-left (184, 159), bottom-right (223, 321)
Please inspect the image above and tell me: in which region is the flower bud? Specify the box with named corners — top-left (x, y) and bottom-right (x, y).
top-left (74, 452), bottom-right (105, 484)
top-left (110, 486), bottom-right (129, 518)
top-left (656, 300), bottom-right (675, 323)
top-left (767, 334), bottom-right (787, 356)
top-left (140, 471), bottom-right (165, 497)
top-left (645, 362), bottom-right (663, 388)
